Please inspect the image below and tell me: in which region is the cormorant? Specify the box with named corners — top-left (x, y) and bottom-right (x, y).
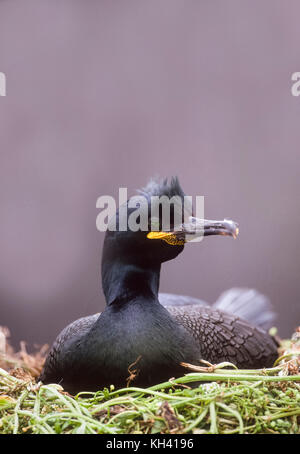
top-left (39, 177), bottom-right (278, 393)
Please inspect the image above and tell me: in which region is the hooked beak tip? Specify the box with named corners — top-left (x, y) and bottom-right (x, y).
top-left (201, 218), bottom-right (239, 239)
top-left (233, 226), bottom-right (239, 239)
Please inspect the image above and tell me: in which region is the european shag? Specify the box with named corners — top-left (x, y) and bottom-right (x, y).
top-left (39, 177), bottom-right (278, 393)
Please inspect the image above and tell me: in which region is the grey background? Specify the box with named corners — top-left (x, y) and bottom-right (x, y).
top-left (0, 0), bottom-right (299, 348)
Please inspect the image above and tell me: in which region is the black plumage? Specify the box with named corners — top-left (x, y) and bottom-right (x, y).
top-left (39, 177), bottom-right (278, 393)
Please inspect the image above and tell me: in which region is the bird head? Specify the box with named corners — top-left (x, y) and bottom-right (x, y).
top-left (103, 176), bottom-right (239, 267)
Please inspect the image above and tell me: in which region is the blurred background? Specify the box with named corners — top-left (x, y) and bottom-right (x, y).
top-left (0, 0), bottom-right (299, 348)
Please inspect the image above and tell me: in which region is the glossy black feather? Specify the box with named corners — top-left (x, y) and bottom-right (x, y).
top-left (39, 177), bottom-right (279, 393)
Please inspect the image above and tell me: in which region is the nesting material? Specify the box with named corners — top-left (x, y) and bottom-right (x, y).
top-left (0, 327), bottom-right (299, 434)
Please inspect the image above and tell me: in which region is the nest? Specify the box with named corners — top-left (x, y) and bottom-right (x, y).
top-left (0, 326), bottom-right (299, 434)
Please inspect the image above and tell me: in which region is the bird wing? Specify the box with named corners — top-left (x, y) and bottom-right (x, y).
top-left (212, 288), bottom-right (277, 331)
top-left (166, 305), bottom-right (278, 369)
top-left (39, 313), bottom-right (99, 383)
top-left (160, 288), bottom-right (277, 331)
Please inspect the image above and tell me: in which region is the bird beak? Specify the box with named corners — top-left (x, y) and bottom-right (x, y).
top-left (147, 218), bottom-right (239, 245)
top-left (186, 217), bottom-right (239, 239)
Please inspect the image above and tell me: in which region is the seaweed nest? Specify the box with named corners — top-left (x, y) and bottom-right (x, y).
top-left (0, 326), bottom-right (299, 434)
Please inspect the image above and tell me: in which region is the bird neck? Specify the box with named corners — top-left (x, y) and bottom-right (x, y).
top-left (102, 259), bottom-right (161, 306)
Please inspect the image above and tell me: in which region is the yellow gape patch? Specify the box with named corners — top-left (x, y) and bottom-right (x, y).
top-left (147, 231), bottom-right (185, 245)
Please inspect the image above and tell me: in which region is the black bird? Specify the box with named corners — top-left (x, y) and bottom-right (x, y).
top-left (39, 177), bottom-right (278, 393)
